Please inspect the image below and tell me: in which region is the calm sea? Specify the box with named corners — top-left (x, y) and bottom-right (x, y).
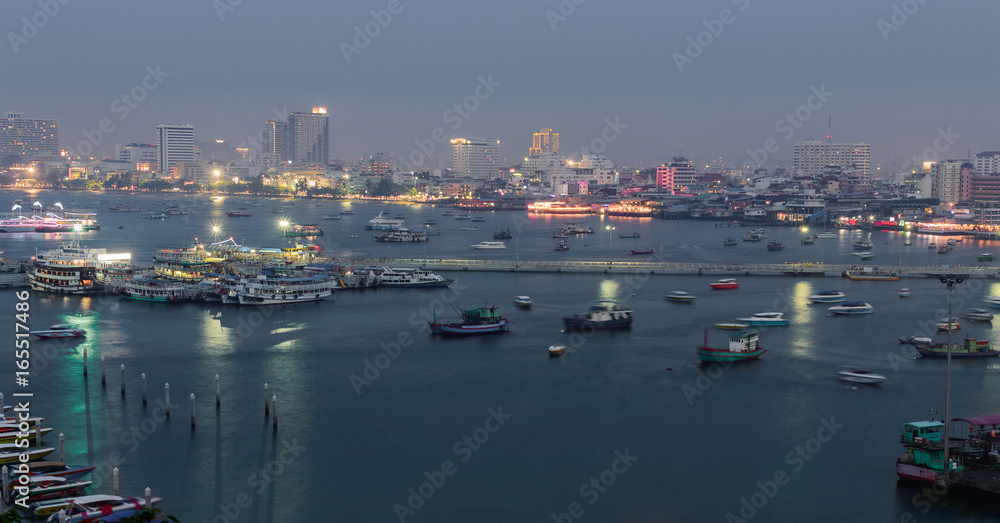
top-left (3, 190), bottom-right (1000, 522)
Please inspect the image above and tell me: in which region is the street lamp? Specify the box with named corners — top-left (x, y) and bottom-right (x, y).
top-left (939, 274), bottom-right (964, 485)
top-left (606, 225), bottom-right (615, 256)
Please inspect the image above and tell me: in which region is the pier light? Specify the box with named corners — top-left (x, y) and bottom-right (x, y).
top-left (278, 220), bottom-right (289, 228)
top-left (212, 226), bottom-right (220, 233)
top-left (801, 226), bottom-right (808, 233)
top-left (73, 224), bottom-right (82, 232)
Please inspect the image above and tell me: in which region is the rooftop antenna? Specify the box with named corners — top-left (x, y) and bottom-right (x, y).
top-left (826, 116), bottom-right (832, 144)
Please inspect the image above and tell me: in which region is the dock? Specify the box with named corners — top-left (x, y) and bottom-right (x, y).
top-left (0, 273), bottom-right (27, 288)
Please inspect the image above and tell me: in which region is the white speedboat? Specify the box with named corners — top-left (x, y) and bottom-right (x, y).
top-left (965, 308), bottom-right (995, 322)
top-left (828, 302), bottom-right (874, 315)
top-left (514, 296), bottom-right (532, 309)
top-left (808, 291), bottom-right (846, 303)
top-left (33, 324), bottom-right (86, 339)
top-left (853, 252), bottom-right (874, 260)
top-left (366, 211), bottom-right (404, 230)
top-left (986, 296), bottom-right (1000, 308)
top-left (899, 288), bottom-right (911, 298)
top-left (734, 312), bottom-right (788, 326)
top-left (665, 291), bottom-right (696, 303)
top-left (837, 367), bottom-right (887, 384)
top-left (471, 241), bottom-right (506, 250)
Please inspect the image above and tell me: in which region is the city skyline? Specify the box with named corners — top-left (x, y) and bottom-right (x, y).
top-left (3, 1), bottom-right (995, 170)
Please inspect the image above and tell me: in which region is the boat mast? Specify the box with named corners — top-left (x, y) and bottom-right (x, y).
top-left (940, 275), bottom-right (963, 485)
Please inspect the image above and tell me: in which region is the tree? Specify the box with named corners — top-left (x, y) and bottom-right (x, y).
top-left (0, 508), bottom-right (24, 523)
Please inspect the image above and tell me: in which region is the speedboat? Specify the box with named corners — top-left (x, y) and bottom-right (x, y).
top-left (828, 302), bottom-right (874, 315)
top-left (899, 288), bottom-right (911, 298)
top-left (979, 253), bottom-right (996, 261)
top-left (816, 232), bottom-right (837, 239)
top-left (808, 291), bottom-right (846, 303)
top-left (665, 291), bottom-right (696, 303)
top-left (563, 301), bottom-right (632, 331)
top-left (548, 345), bottom-right (567, 357)
top-left (714, 323), bottom-right (749, 330)
top-left (471, 241), bottom-right (506, 250)
top-left (514, 296), bottom-right (532, 309)
top-left (709, 278), bottom-right (739, 290)
top-left (965, 308), bottom-right (995, 322)
top-left (898, 335), bottom-right (933, 346)
top-left (323, 214), bottom-right (342, 220)
top-left (734, 312), bottom-right (789, 326)
top-left (935, 317), bottom-right (962, 331)
top-left (42, 495), bottom-right (162, 522)
top-left (33, 324), bottom-right (86, 339)
top-left (462, 227), bottom-right (480, 231)
top-left (837, 367), bottom-right (887, 384)
top-left (853, 251), bottom-right (874, 260)
top-left (985, 296), bottom-right (1000, 308)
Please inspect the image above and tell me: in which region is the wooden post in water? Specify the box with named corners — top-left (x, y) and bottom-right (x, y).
top-left (215, 374), bottom-right (220, 407)
top-left (57, 509), bottom-right (65, 523)
top-left (190, 393), bottom-right (196, 427)
top-left (272, 395), bottom-right (277, 429)
top-left (120, 364), bottom-right (125, 395)
top-left (1, 465), bottom-right (7, 504)
top-left (164, 383), bottom-right (170, 417)
top-left (141, 373), bottom-right (147, 404)
top-left (101, 356), bottom-right (106, 386)
top-left (82, 347), bottom-right (87, 375)
top-left (264, 383), bottom-right (269, 415)
top-left (35, 420), bottom-right (42, 446)
top-left (145, 487), bottom-right (152, 508)
top-left (112, 466), bottom-right (119, 495)
top-left (59, 433), bottom-right (65, 462)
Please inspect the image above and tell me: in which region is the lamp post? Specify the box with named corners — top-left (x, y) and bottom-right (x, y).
top-left (606, 225), bottom-right (615, 257)
top-left (278, 220), bottom-right (289, 247)
top-left (801, 226), bottom-right (808, 261)
top-left (939, 274), bottom-right (963, 485)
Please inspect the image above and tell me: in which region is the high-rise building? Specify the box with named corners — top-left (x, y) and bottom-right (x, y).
top-left (288, 107), bottom-right (329, 165)
top-left (115, 143), bottom-right (158, 163)
top-left (974, 151), bottom-right (1000, 175)
top-left (793, 140), bottom-right (871, 178)
top-left (361, 152), bottom-right (394, 175)
top-left (156, 124), bottom-right (195, 175)
top-left (529, 128), bottom-right (559, 156)
top-left (668, 157), bottom-right (697, 192)
top-left (451, 138), bottom-right (500, 179)
top-left (0, 111), bottom-right (59, 158)
top-left (262, 120), bottom-right (290, 162)
top-left (931, 160), bottom-right (972, 204)
top-left (655, 165), bottom-right (674, 193)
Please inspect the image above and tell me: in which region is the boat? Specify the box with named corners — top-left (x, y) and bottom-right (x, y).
top-left (896, 419), bottom-right (950, 483)
top-left (141, 212), bottom-right (168, 220)
top-left (429, 305), bottom-right (509, 335)
top-left (33, 494), bottom-right (141, 520)
top-left (853, 240), bottom-right (874, 250)
top-left (14, 476), bottom-right (92, 502)
top-left (0, 447), bottom-right (54, 465)
top-left (562, 223), bottom-right (595, 234)
top-left (742, 232), bottom-right (764, 242)
top-left (454, 215), bottom-right (472, 220)
top-left (366, 211), bottom-right (405, 230)
top-left (514, 296), bottom-right (532, 309)
top-left (23, 461), bottom-right (95, 481)
top-left (938, 246), bottom-right (950, 254)
top-left (121, 277), bottom-right (190, 302)
top-left (562, 301), bottom-right (632, 331)
top-left (376, 267), bottom-right (454, 288)
top-left (227, 272), bottom-right (335, 305)
top-left (928, 243), bottom-right (936, 248)
top-left (709, 278), bottom-right (739, 290)
top-left (734, 312), bottom-right (789, 326)
top-left (723, 237), bottom-right (738, 247)
top-left (340, 210), bottom-right (356, 216)
top-left (34, 225), bottom-right (64, 233)
top-left (29, 244), bottom-right (104, 295)
top-left (471, 217), bottom-right (487, 222)
top-left (33, 324), bottom-right (86, 339)
top-left (471, 241), bottom-right (506, 250)
top-left (226, 208), bottom-right (252, 217)
top-left (283, 224), bottom-right (323, 237)
top-left (323, 214), bottom-right (342, 220)
top-left (424, 220), bottom-right (437, 225)
top-left (394, 215), bottom-right (406, 220)
top-left (697, 328), bottom-right (766, 363)
top-left (548, 345), bottom-right (567, 357)
top-left (964, 308), bottom-right (994, 322)
top-left (979, 253), bottom-right (996, 262)
top-left (42, 496), bottom-right (162, 522)
top-left (665, 291), bottom-right (696, 303)
top-left (552, 231), bottom-right (569, 238)
top-left (555, 240), bottom-right (570, 251)
top-left (629, 249), bottom-right (654, 255)
top-left (899, 288), bottom-right (911, 298)
top-left (913, 337), bottom-right (999, 358)
top-left (373, 228), bottom-right (428, 242)
top-left (801, 236), bottom-right (815, 245)
top-left (619, 233), bottom-right (640, 239)
top-left (853, 251), bottom-right (874, 260)
top-left (0, 427), bottom-right (53, 444)
top-left (898, 336), bottom-right (933, 346)
top-left (935, 317), bottom-right (962, 331)
top-left (164, 205), bottom-right (191, 215)
top-left (816, 232), bottom-right (838, 239)
top-left (836, 367), bottom-right (887, 384)
top-left (827, 301), bottom-right (874, 315)
top-left (441, 211), bottom-right (455, 217)
top-left (107, 202), bottom-right (139, 212)
top-left (462, 227), bottom-right (480, 231)
top-left (808, 291), bottom-right (846, 303)
top-left (493, 228), bottom-right (512, 240)
top-left (845, 268), bottom-right (899, 281)
top-left (985, 296), bottom-right (1000, 308)
top-left (766, 241), bottom-right (784, 251)
top-left (713, 323), bottom-right (750, 330)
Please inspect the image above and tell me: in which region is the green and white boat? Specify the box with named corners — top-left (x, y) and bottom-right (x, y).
top-left (697, 329), bottom-right (766, 363)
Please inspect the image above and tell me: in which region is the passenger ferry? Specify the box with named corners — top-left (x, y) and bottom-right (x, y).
top-left (366, 211), bottom-right (405, 230)
top-left (153, 244), bottom-right (215, 282)
top-left (376, 267), bottom-right (454, 288)
top-left (228, 272), bottom-right (335, 305)
top-left (283, 224), bottom-right (323, 237)
top-left (28, 240), bottom-right (131, 294)
top-left (121, 277), bottom-right (191, 302)
top-left (373, 228), bottom-right (428, 242)
top-left (226, 208), bottom-right (252, 217)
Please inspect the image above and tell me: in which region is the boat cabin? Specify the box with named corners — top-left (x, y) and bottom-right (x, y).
top-left (729, 330), bottom-right (759, 353)
top-left (902, 420), bottom-right (943, 445)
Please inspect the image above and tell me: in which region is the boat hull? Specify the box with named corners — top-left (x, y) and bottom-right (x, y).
top-left (697, 348), bottom-right (766, 363)
top-left (896, 462), bottom-right (939, 483)
top-left (379, 280), bottom-right (454, 288)
top-left (735, 319), bottom-right (788, 326)
top-left (914, 346), bottom-right (1000, 358)
top-left (33, 331), bottom-right (85, 339)
top-left (710, 283), bottom-right (739, 290)
top-left (562, 317), bottom-right (633, 331)
top-left (431, 319), bottom-right (509, 335)
top-left (237, 291), bottom-right (333, 305)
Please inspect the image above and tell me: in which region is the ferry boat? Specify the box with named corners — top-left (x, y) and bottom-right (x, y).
top-left (373, 228), bottom-right (428, 242)
top-left (227, 208), bottom-right (252, 217)
top-left (29, 242), bottom-right (111, 295)
top-left (121, 277), bottom-right (190, 302)
top-left (153, 244), bottom-right (214, 282)
top-left (723, 237), bottom-right (738, 247)
top-left (709, 278), bottom-right (739, 290)
top-left (734, 312), bottom-right (789, 326)
top-left (913, 337), bottom-right (998, 358)
top-left (142, 212), bottom-right (168, 219)
top-left (846, 268), bottom-right (899, 281)
top-left (562, 223), bottom-right (595, 234)
top-left (366, 211), bottom-right (405, 230)
top-left (896, 419), bottom-right (951, 483)
top-left (430, 306), bottom-right (509, 335)
top-left (808, 291), bottom-right (846, 303)
top-left (107, 202), bottom-right (139, 212)
top-left (493, 228), bottom-right (512, 240)
top-left (964, 308), bottom-right (994, 322)
top-left (562, 301), bottom-right (632, 331)
top-left (555, 240), bottom-right (570, 251)
top-left (472, 241), bottom-right (506, 250)
top-left (665, 291), bottom-right (696, 303)
top-left (165, 205), bottom-right (191, 215)
top-left (619, 233), bottom-right (640, 239)
top-left (376, 267), bottom-right (454, 288)
top-left (935, 317), bottom-right (962, 332)
top-left (283, 224), bottom-right (323, 237)
top-left (33, 324), bottom-right (86, 339)
top-left (827, 301), bottom-right (874, 315)
top-left (697, 328), bottom-right (766, 363)
top-left (229, 273), bottom-right (335, 305)
top-left (514, 296), bottom-right (532, 309)
top-left (836, 367), bottom-right (887, 384)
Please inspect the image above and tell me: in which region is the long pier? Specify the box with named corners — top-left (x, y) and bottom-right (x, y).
top-left (331, 258), bottom-right (1000, 279)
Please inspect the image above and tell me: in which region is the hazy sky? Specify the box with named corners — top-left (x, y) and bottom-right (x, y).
top-left (3, 0), bottom-right (994, 171)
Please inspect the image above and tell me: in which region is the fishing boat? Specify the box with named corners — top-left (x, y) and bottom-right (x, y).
top-left (429, 305), bottom-right (509, 335)
top-left (373, 228), bottom-right (428, 242)
top-left (723, 237), bottom-right (738, 247)
top-left (471, 241), bottom-right (506, 250)
top-left (913, 337), bottom-right (999, 358)
top-left (935, 317), bottom-right (962, 331)
top-left (665, 291), bottom-right (696, 303)
top-left (696, 328), bottom-right (766, 363)
top-left (562, 301), bottom-right (632, 331)
top-left (493, 228), bottom-right (512, 240)
top-left (766, 240), bottom-right (784, 251)
top-left (555, 240), bottom-right (570, 251)
top-left (734, 312), bottom-right (789, 326)
top-left (629, 249), bottom-right (654, 255)
top-left (979, 253), bottom-right (996, 262)
top-left (226, 208), bottom-right (252, 217)
top-left (964, 308), bottom-right (994, 322)
top-left (853, 251), bottom-right (874, 260)
top-left (514, 296), bottom-right (532, 309)
top-left (619, 233), bottom-right (640, 239)
top-left (33, 324), bottom-right (86, 339)
top-left (548, 345), bottom-right (567, 357)
top-left (121, 277), bottom-right (190, 302)
top-left (845, 268), bottom-right (899, 281)
top-left (141, 212), bottom-right (168, 220)
top-left (899, 288), bottom-right (911, 298)
top-left (283, 224), bottom-right (323, 237)
top-left (713, 323), bottom-right (749, 330)
top-left (366, 211), bottom-right (405, 230)
top-left (709, 278), bottom-right (739, 290)
top-left (827, 301), bottom-right (874, 315)
top-left (808, 291), bottom-right (846, 303)
top-left (376, 267), bottom-right (454, 288)
top-left (836, 367), bottom-right (887, 384)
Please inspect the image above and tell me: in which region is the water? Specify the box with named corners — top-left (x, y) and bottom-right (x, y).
top-left (3, 190), bottom-right (1000, 522)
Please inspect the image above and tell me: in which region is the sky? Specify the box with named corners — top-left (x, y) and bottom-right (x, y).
top-left (2, 0), bottom-right (995, 172)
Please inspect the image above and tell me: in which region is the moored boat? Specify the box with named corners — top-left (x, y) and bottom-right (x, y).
top-left (366, 211), bottom-right (405, 230)
top-left (41, 495), bottom-right (162, 522)
top-left (493, 228), bottom-right (512, 240)
top-left (697, 328), bottom-right (766, 363)
top-left (562, 301), bottom-right (632, 331)
top-left (373, 228), bottom-right (428, 242)
top-left (827, 301), bottom-right (874, 315)
top-left (734, 312), bottom-right (789, 326)
top-left (430, 306), bottom-right (509, 335)
top-left (766, 240), bottom-right (784, 251)
top-left (914, 337), bottom-right (998, 358)
top-left (808, 291), bottom-right (846, 303)
top-left (33, 324), bottom-right (86, 339)
top-left (709, 278), bottom-right (739, 290)
top-left (228, 272), bottom-right (335, 305)
top-left (283, 224), bottom-right (323, 237)
top-left (121, 277), bottom-right (190, 302)
top-left (846, 268), bottom-right (899, 281)
top-left (723, 236), bottom-right (738, 247)
top-left (23, 461), bottom-right (95, 481)
top-left (227, 208), bottom-right (252, 217)
top-left (376, 267), bottom-right (453, 288)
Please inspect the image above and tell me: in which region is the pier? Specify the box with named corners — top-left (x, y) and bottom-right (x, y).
top-left (0, 273), bottom-right (27, 288)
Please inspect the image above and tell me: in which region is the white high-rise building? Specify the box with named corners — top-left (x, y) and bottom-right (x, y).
top-left (156, 124), bottom-right (195, 175)
top-left (931, 160), bottom-right (972, 204)
top-left (793, 140), bottom-right (871, 178)
top-left (975, 151), bottom-right (1000, 175)
top-left (451, 138), bottom-right (500, 179)
top-left (0, 111), bottom-right (59, 158)
top-left (115, 143), bottom-right (158, 163)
